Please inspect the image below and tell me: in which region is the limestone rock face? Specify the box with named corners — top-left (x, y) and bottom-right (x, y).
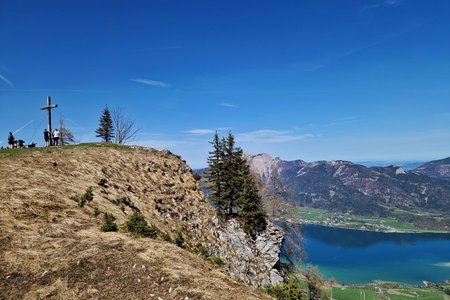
top-left (211, 217), bottom-right (284, 288)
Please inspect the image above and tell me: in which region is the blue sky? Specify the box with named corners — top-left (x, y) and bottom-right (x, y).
top-left (0, 0), bottom-right (449, 168)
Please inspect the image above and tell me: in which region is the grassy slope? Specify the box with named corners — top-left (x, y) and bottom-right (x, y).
top-left (0, 144), bottom-right (271, 300)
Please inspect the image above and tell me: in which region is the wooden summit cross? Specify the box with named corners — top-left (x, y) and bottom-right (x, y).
top-left (40, 96), bottom-right (58, 145)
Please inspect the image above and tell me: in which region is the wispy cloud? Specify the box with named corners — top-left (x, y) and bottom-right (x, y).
top-left (217, 127), bottom-right (233, 131)
top-left (0, 73), bottom-right (13, 88)
top-left (185, 129), bottom-right (216, 135)
top-left (237, 129), bottom-right (314, 143)
top-left (362, 0), bottom-right (402, 13)
top-left (344, 23), bottom-right (422, 57)
top-left (0, 88), bottom-right (85, 93)
top-left (184, 127), bottom-right (231, 135)
top-left (130, 78), bottom-right (170, 88)
top-left (218, 102), bottom-right (239, 108)
top-left (385, 0), bottom-right (401, 4)
top-left (325, 117), bottom-right (361, 127)
top-left (302, 21), bottom-right (424, 73)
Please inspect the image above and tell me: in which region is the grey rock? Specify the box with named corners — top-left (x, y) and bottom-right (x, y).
top-left (210, 217), bottom-right (284, 288)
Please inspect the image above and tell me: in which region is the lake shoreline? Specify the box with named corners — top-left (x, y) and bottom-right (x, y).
top-left (284, 218), bottom-right (450, 234)
top-left (281, 223), bottom-right (450, 286)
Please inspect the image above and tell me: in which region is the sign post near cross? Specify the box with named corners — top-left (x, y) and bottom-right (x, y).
top-left (40, 96), bottom-right (58, 145)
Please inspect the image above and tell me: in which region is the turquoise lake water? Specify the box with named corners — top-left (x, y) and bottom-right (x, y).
top-left (281, 224), bottom-right (450, 285)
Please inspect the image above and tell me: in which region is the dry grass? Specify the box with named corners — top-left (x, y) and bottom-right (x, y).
top-left (0, 145), bottom-right (272, 300)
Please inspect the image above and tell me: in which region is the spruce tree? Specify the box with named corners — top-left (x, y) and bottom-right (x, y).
top-left (207, 131), bottom-right (226, 217)
top-left (237, 162), bottom-right (267, 237)
top-left (221, 133), bottom-right (240, 216)
top-left (95, 105), bottom-right (114, 142)
top-left (207, 131), bottom-right (267, 236)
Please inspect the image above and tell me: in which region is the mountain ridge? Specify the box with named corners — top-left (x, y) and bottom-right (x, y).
top-left (413, 157), bottom-right (450, 181)
top-left (243, 153), bottom-right (450, 231)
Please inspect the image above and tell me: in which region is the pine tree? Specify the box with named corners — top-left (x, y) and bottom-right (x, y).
top-left (95, 106), bottom-right (114, 142)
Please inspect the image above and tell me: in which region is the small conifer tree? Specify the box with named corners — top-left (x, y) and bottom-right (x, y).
top-left (95, 105), bottom-right (114, 142)
top-left (101, 213), bottom-right (118, 232)
top-left (124, 213), bottom-right (158, 238)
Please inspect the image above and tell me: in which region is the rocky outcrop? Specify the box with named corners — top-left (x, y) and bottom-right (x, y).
top-left (210, 217), bottom-right (284, 288)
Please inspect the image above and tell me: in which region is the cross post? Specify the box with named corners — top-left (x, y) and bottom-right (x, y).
top-left (40, 96), bottom-right (58, 145)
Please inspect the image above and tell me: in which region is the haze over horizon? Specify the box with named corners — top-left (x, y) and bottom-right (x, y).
top-left (1, 0), bottom-right (449, 168)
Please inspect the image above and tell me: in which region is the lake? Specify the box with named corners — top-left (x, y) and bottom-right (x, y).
top-left (281, 223), bottom-right (450, 285)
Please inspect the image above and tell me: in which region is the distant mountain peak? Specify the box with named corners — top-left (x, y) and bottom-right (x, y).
top-left (414, 157), bottom-right (450, 181)
top-left (247, 153), bottom-right (279, 179)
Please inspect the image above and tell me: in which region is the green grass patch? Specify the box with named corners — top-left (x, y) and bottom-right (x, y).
top-left (160, 231), bottom-right (173, 243)
top-left (70, 187), bottom-right (94, 207)
top-left (325, 285), bottom-right (448, 300)
top-left (330, 287), bottom-right (379, 300)
top-left (0, 147), bottom-right (46, 159)
top-left (266, 276), bottom-right (306, 300)
top-left (383, 287), bottom-right (446, 300)
top-left (210, 256), bottom-right (225, 268)
top-left (174, 232), bottom-right (185, 248)
top-left (196, 244), bottom-right (209, 258)
top-left (0, 143), bottom-right (133, 160)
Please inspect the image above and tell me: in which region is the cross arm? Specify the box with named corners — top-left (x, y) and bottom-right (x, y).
top-left (40, 104), bottom-right (58, 110)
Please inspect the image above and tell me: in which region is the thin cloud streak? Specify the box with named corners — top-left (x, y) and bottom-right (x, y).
top-left (325, 117), bottom-right (361, 127)
top-left (217, 127), bottom-right (233, 131)
top-left (237, 129), bottom-right (314, 143)
top-left (185, 129), bottom-right (216, 135)
top-left (361, 0), bottom-right (402, 14)
top-left (0, 88), bottom-right (85, 92)
top-left (218, 102), bottom-right (239, 108)
top-left (302, 21), bottom-right (424, 74)
top-left (344, 23), bottom-right (423, 58)
top-left (185, 127), bottom-right (231, 135)
top-left (130, 78), bottom-right (171, 88)
top-left (0, 73), bottom-right (13, 88)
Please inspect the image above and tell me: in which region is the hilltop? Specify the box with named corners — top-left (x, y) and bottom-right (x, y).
top-left (414, 157), bottom-right (450, 181)
top-left (0, 144), bottom-right (276, 300)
